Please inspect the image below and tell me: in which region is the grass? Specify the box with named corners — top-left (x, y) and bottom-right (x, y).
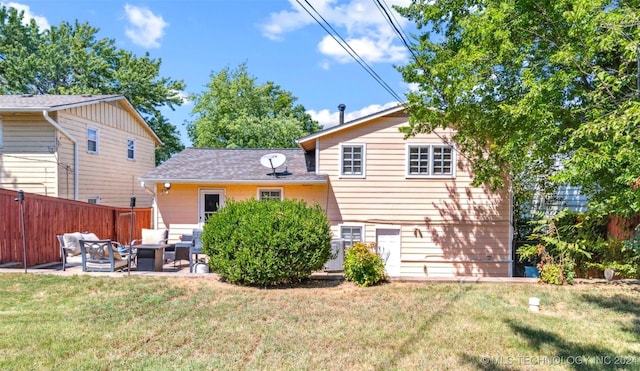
top-left (0, 274), bottom-right (639, 370)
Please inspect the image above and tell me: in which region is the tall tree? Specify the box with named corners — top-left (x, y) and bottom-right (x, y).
top-left (188, 62), bottom-right (321, 148)
top-left (0, 6), bottom-right (185, 164)
top-left (396, 0), bottom-right (640, 216)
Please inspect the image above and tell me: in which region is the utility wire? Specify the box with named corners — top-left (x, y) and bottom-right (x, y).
top-left (373, 0), bottom-right (474, 159)
top-left (374, 0), bottom-right (419, 63)
top-left (296, 0), bottom-right (404, 103)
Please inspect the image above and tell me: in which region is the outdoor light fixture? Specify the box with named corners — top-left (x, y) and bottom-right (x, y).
top-left (162, 182), bottom-right (171, 194)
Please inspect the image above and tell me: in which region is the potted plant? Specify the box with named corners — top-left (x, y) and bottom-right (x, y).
top-left (516, 243), bottom-right (540, 278)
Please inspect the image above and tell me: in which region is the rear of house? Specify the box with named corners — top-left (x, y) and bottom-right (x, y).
top-left (142, 105), bottom-right (512, 278)
top-left (298, 105), bottom-right (512, 278)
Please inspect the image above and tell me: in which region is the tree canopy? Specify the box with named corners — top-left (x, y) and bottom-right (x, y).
top-left (396, 0), bottom-right (640, 216)
top-left (0, 5), bottom-right (186, 164)
top-left (187, 63), bottom-right (321, 148)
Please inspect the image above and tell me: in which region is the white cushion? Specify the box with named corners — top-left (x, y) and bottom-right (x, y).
top-left (62, 232), bottom-right (83, 256)
top-left (81, 232), bottom-right (100, 241)
top-left (141, 229), bottom-right (168, 245)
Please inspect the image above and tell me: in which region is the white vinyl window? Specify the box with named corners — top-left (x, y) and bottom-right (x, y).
top-left (258, 188), bottom-right (282, 201)
top-left (340, 225), bottom-right (363, 248)
top-left (87, 127), bottom-right (98, 154)
top-left (340, 143), bottom-right (365, 177)
top-left (406, 144), bottom-right (455, 178)
top-left (0, 116), bottom-right (3, 147)
top-left (127, 139), bottom-right (136, 160)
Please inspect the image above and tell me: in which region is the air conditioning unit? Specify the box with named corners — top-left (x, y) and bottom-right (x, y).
top-left (324, 239), bottom-right (345, 271)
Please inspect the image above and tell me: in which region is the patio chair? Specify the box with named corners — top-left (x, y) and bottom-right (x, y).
top-left (189, 229), bottom-right (205, 272)
top-left (59, 232), bottom-right (125, 271)
top-left (164, 234), bottom-right (192, 268)
top-left (79, 239), bottom-right (130, 272)
top-left (58, 234), bottom-right (82, 271)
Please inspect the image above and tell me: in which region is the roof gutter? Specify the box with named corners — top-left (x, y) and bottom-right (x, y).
top-left (138, 178), bottom-right (328, 185)
top-left (42, 110), bottom-right (79, 200)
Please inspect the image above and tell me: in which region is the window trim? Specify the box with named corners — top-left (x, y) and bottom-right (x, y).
top-left (87, 127), bottom-right (99, 154)
top-left (339, 143), bottom-right (366, 178)
top-left (127, 138), bottom-right (136, 160)
top-left (405, 143), bottom-right (456, 179)
top-left (257, 187), bottom-right (283, 201)
top-left (339, 223), bottom-right (365, 247)
top-left (0, 116), bottom-right (3, 148)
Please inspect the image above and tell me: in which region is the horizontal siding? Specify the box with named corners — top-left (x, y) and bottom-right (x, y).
top-left (320, 113), bottom-right (511, 277)
top-left (1, 115), bottom-right (56, 153)
top-left (157, 183), bottom-right (329, 228)
top-left (0, 115), bottom-right (58, 196)
top-left (56, 103), bottom-right (156, 208)
top-left (401, 261), bottom-right (510, 278)
top-left (0, 154), bottom-right (58, 195)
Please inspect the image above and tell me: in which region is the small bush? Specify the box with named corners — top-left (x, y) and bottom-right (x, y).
top-left (343, 242), bottom-right (386, 287)
top-left (201, 199), bottom-right (332, 286)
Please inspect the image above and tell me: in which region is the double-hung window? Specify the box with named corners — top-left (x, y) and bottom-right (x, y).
top-left (258, 188), bottom-right (282, 201)
top-left (340, 143), bottom-right (365, 177)
top-left (407, 144), bottom-right (455, 177)
top-left (87, 128), bottom-right (98, 154)
top-left (340, 225), bottom-right (363, 247)
top-left (127, 139), bottom-right (136, 160)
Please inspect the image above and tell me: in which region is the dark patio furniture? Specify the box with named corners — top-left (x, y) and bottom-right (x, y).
top-left (79, 239), bottom-right (131, 272)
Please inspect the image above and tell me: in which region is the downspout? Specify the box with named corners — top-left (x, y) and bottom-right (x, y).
top-left (142, 182), bottom-right (158, 229)
top-left (43, 110), bottom-right (79, 200)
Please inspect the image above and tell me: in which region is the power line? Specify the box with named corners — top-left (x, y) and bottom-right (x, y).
top-left (296, 0), bottom-right (404, 103)
top-left (374, 0), bottom-right (418, 62)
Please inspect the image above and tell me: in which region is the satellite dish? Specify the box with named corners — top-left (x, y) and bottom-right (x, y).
top-left (260, 153), bottom-right (287, 176)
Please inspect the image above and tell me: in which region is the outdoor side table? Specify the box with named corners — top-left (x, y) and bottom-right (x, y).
top-left (136, 244), bottom-right (168, 272)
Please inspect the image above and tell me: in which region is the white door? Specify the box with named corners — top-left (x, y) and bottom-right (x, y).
top-left (198, 189), bottom-right (225, 226)
top-left (376, 228), bottom-right (401, 277)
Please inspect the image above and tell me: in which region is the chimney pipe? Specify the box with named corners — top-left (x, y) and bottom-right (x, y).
top-left (338, 104), bottom-right (346, 125)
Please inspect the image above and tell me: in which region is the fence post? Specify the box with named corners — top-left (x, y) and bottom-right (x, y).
top-left (15, 190), bottom-right (26, 272)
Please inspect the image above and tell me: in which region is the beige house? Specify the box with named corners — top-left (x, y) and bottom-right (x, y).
top-left (0, 95), bottom-right (160, 207)
top-left (141, 105), bottom-right (513, 278)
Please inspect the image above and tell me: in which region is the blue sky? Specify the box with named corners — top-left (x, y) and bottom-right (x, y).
top-left (4, 0), bottom-right (415, 146)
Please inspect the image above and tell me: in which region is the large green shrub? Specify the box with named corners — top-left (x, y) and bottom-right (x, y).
top-left (343, 242), bottom-right (386, 287)
top-left (201, 199), bottom-right (332, 286)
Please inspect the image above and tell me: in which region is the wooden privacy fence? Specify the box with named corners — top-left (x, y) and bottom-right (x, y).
top-left (0, 189), bottom-right (151, 266)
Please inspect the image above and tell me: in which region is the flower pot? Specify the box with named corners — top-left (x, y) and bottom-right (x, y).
top-left (604, 268), bottom-right (615, 281)
top-left (524, 265), bottom-right (540, 278)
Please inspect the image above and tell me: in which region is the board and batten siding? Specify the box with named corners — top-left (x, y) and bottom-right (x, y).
top-left (55, 101), bottom-right (156, 207)
top-left (317, 114), bottom-right (511, 277)
top-left (0, 114), bottom-right (58, 196)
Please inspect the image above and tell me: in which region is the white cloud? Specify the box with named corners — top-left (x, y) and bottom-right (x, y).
top-left (261, 0), bottom-right (411, 64)
top-left (169, 90), bottom-right (192, 106)
top-left (308, 101), bottom-right (400, 129)
top-left (318, 34), bottom-right (407, 64)
top-left (3, 2), bottom-right (50, 29)
top-left (318, 60), bottom-right (331, 70)
top-left (124, 4), bottom-right (168, 49)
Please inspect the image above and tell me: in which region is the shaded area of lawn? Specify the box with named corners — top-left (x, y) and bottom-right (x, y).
top-left (0, 274), bottom-right (639, 370)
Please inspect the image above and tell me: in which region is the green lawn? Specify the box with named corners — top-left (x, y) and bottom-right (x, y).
top-left (0, 274), bottom-right (638, 370)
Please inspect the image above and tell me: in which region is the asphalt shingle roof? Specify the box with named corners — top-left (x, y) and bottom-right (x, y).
top-left (0, 94), bottom-right (122, 110)
top-left (140, 148), bottom-right (326, 184)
